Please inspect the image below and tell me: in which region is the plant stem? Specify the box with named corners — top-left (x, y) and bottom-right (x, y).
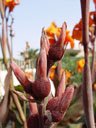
top-left (1, 18), bottom-right (8, 70)
top-left (2, 14), bottom-right (27, 128)
top-left (80, 0), bottom-right (95, 128)
top-left (38, 104), bottom-right (44, 128)
top-left (24, 93), bottom-right (26, 117)
top-left (6, 14), bottom-right (13, 62)
top-left (56, 60), bottom-right (62, 81)
top-left (0, 0), bottom-right (5, 19)
top-left (91, 39), bottom-right (95, 83)
top-left (0, 121), bottom-right (2, 128)
top-left (10, 78), bottom-right (27, 128)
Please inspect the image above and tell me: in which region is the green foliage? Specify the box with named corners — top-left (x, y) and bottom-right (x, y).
top-left (62, 55), bottom-right (83, 86)
top-left (62, 50), bottom-right (92, 86)
top-left (64, 50), bottom-right (79, 57)
top-left (28, 48), bottom-right (38, 60)
top-left (15, 85), bottom-right (24, 92)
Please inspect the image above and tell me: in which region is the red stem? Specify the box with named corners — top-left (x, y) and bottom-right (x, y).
top-left (80, 0), bottom-right (95, 128)
top-left (6, 17), bottom-right (13, 62)
top-left (38, 104), bottom-right (44, 128)
top-left (91, 39), bottom-right (95, 83)
top-left (1, 18), bottom-right (8, 69)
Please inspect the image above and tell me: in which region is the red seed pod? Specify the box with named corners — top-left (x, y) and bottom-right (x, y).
top-left (27, 114), bottom-right (39, 128)
top-left (10, 46), bottom-right (51, 101)
top-left (46, 97), bottom-right (60, 112)
top-left (59, 85), bottom-right (74, 112)
top-left (47, 22), bottom-right (67, 72)
top-left (46, 85), bottom-right (74, 122)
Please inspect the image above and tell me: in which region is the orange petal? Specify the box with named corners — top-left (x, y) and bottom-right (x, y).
top-left (49, 37), bottom-right (56, 46)
top-left (72, 12), bottom-right (95, 42)
top-left (72, 28), bottom-right (82, 41)
top-left (49, 65), bottom-right (56, 80)
top-left (77, 59), bottom-right (85, 72)
top-left (46, 22), bottom-right (61, 38)
top-left (93, 84), bottom-right (96, 89)
top-left (89, 11), bottom-right (95, 26)
top-left (65, 35), bottom-right (74, 48)
top-left (5, 0), bottom-right (20, 12)
top-left (93, 0), bottom-right (96, 6)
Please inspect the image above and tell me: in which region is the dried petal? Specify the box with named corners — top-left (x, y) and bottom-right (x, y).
top-left (59, 85), bottom-right (74, 112)
top-left (10, 89), bottom-right (29, 102)
top-left (10, 61), bottom-right (32, 93)
top-left (40, 29), bottom-right (50, 55)
top-left (56, 71), bottom-right (66, 99)
top-left (36, 48), bottom-right (47, 80)
top-left (0, 69), bottom-right (12, 121)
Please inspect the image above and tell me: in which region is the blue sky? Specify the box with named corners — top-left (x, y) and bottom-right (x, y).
top-left (0, 0), bottom-right (95, 59)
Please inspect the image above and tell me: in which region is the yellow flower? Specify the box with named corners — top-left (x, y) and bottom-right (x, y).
top-left (77, 59), bottom-right (85, 72)
top-left (5, 0), bottom-right (20, 12)
top-left (46, 22), bottom-right (74, 48)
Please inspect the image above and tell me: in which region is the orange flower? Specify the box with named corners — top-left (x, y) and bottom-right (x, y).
top-left (25, 72), bottom-right (33, 80)
top-left (72, 11), bottom-right (95, 42)
top-left (77, 59), bottom-right (85, 72)
top-left (46, 22), bottom-right (61, 38)
top-left (93, 0), bottom-right (96, 7)
top-left (49, 65), bottom-right (56, 80)
top-left (65, 70), bottom-right (71, 78)
top-left (93, 83), bottom-right (96, 89)
top-left (64, 31), bottom-right (74, 48)
top-left (59, 69), bottom-right (71, 83)
top-left (72, 20), bottom-right (82, 42)
top-left (46, 22), bottom-right (74, 48)
top-left (5, 0), bottom-right (20, 12)
top-left (49, 65), bottom-right (71, 83)
top-left (89, 11), bottom-right (96, 26)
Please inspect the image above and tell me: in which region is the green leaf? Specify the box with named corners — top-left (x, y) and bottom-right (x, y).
top-left (14, 85), bottom-right (24, 92)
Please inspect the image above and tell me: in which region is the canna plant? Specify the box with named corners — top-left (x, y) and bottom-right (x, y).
top-left (10, 22), bottom-right (74, 128)
top-left (46, 22), bottom-right (74, 73)
top-left (72, 0), bottom-right (96, 84)
top-left (80, 0), bottom-right (95, 128)
top-left (1, 0), bottom-right (96, 127)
